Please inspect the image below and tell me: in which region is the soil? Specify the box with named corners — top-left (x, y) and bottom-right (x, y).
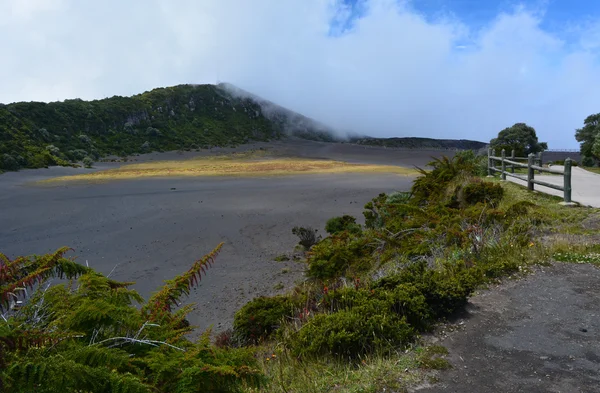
top-left (416, 262), bottom-right (600, 393)
top-left (0, 139), bottom-right (442, 333)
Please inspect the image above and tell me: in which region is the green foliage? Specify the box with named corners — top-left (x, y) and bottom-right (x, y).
top-left (593, 132), bottom-right (600, 160)
top-left (246, 150), bottom-right (557, 363)
top-left (575, 113), bottom-right (600, 159)
top-left (307, 232), bottom-right (373, 280)
top-left (460, 180), bottom-right (504, 207)
top-left (291, 306), bottom-right (414, 359)
top-left (373, 261), bottom-right (479, 319)
top-left (292, 226), bottom-right (321, 250)
top-left (0, 84), bottom-right (288, 171)
top-left (82, 156), bottom-right (93, 168)
top-left (582, 156), bottom-right (596, 167)
top-left (1, 245), bottom-right (263, 393)
top-left (324, 215), bottom-right (361, 235)
top-left (233, 296), bottom-right (300, 344)
top-left (411, 152), bottom-right (482, 206)
top-left (490, 123), bottom-right (547, 156)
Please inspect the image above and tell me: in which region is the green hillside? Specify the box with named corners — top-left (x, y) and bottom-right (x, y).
top-left (0, 84), bottom-right (334, 171)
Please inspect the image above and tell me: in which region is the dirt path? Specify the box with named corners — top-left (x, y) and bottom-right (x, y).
top-left (417, 262), bottom-right (600, 393)
top-left (507, 166), bottom-right (600, 208)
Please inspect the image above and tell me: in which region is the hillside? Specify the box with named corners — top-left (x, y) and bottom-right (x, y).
top-left (0, 84), bottom-right (336, 171)
top-left (350, 136), bottom-right (487, 150)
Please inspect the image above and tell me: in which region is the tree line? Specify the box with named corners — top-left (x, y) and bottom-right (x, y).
top-left (489, 115), bottom-right (599, 168)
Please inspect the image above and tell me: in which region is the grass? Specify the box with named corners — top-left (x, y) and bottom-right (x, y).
top-left (582, 166), bottom-right (600, 174)
top-left (494, 179), bottom-right (600, 267)
top-left (42, 155), bottom-right (418, 183)
top-left (244, 345), bottom-right (447, 393)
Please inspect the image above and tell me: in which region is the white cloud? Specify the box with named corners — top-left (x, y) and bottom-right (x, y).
top-left (1, 0), bottom-right (600, 148)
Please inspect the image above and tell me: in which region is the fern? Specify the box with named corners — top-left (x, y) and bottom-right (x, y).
top-left (0, 247), bottom-right (89, 312)
top-left (143, 242), bottom-right (224, 320)
top-left (1, 244), bottom-right (263, 392)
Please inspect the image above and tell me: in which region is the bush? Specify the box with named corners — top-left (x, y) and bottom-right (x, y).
top-left (582, 156), bottom-right (596, 167)
top-left (386, 191), bottom-right (412, 204)
top-left (291, 299), bottom-right (415, 359)
top-left (233, 295), bottom-right (299, 344)
top-left (373, 260), bottom-right (479, 319)
top-left (292, 226), bottom-right (321, 250)
top-left (325, 215), bottom-right (361, 235)
top-left (68, 149), bottom-right (88, 161)
top-left (307, 232), bottom-right (372, 280)
top-left (460, 180), bottom-right (504, 207)
top-left (82, 156), bottom-right (93, 168)
top-left (46, 144), bottom-right (60, 155)
top-left (1, 153), bottom-right (20, 171)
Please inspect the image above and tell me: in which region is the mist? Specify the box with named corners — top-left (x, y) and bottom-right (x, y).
top-left (2, 0), bottom-right (600, 148)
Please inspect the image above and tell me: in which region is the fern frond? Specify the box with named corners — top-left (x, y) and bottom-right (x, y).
top-left (6, 356), bottom-right (151, 393)
top-left (0, 248), bottom-right (90, 312)
top-left (0, 328), bottom-right (83, 351)
top-left (143, 243), bottom-right (224, 320)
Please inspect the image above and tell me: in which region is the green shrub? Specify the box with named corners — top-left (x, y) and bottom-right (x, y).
top-left (386, 191), bottom-right (412, 204)
top-left (292, 226), bottom-right (321, 250)
top-left (374, 261), bottom-right (479, 319)
top-left (82, 156), bottom-right (93, 168)
top-left (291, 304), bottom-right (415, 359)
top-left (1, 153), bottom-right (20, 171)
top-left (582, 156), bottom-right (596, 167)
top-left (411, 153), bottom-right (481, 205)
top-left (325, 215), bottom-right (361, 235)
top-left (233, 295), bottom-right (299, 344)
top-left (307, 232), bottom-right (372, 280)
top-left (460, 180), bottom-right (504, 207)
top-left (326, 286), bottom-right (431, 331)
top-left (363, 193), bottom-right (389, 229)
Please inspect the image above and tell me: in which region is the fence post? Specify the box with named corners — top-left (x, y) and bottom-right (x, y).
top-left (527, 153), bottom-right (535, 191)
top-left (487, 148), bottom-right (493, 176)
top-left (511, 150), bottom-right (515, 173)
top-left (537, 152), bottom-right (543, 174)
top-left (564, 158), bottom-right (572, 203)
top-left (501, 149), bottom-right (506, 180)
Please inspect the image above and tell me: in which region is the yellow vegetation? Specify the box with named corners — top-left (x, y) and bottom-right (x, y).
top-left (43, 157), bottom-right (417, 182)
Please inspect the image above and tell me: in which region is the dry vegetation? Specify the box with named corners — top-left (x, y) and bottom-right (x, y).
top-left (43, 152), bottom-right (418, 182)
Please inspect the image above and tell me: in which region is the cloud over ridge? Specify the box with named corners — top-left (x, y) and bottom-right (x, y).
top-left (2, 0), bottom-right (599, 148)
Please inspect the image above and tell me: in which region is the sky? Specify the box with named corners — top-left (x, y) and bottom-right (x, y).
top-left (2, 1), bottom-right (600, 148)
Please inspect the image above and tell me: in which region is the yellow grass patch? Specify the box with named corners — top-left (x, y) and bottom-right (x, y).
top-left (43, 157), bottom-right (417, 183)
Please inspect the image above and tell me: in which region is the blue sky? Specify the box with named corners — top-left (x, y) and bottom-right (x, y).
top-left (339, 0), bottom-right (600, 32)
top-left (2, 0), bottom-right (600, 148)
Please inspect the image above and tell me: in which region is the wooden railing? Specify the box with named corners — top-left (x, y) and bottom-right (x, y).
top-left (487, 148), bottom-right (573, 203)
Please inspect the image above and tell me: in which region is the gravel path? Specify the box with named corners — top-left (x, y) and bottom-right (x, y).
top-left (507, 166), bottom-right (600, 208)
top-left (417, 263), bottom-right (600, 393)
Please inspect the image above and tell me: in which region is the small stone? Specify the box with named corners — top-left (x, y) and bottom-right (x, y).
top-left (579, 328), bottom-right (588, 333)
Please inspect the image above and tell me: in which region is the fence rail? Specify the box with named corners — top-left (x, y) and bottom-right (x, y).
top-left (487, 148), bottom-right (573, 204)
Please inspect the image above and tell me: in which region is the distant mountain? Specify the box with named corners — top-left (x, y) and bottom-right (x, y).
top-left (0, 84), bottom-right (337, 171)
top-left (349, 136), bottom-right (487, 150)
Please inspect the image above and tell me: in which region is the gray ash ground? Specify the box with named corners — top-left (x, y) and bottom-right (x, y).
top-left (0, 139), bottom-right (428, 332)
top-left (416, 262), bottom-right (600, 393)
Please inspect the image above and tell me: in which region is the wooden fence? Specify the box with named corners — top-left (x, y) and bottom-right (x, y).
top-left (487, 148), bottom-right (573, 203)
